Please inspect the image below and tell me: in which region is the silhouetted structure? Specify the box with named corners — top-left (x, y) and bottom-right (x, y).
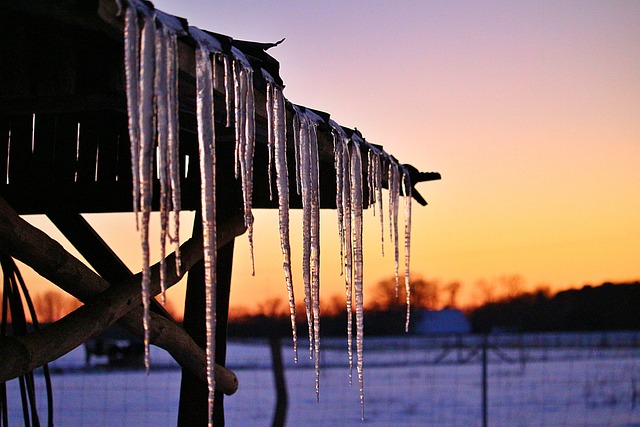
top-left (0, 1), bottom-right (439, 425)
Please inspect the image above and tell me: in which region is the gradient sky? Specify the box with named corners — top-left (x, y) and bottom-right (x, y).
top-left (23, 1), bottom-right (640, 314)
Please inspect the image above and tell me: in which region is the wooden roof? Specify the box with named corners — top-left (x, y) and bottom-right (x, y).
top-left (0, 0), bottom-right (439, 215)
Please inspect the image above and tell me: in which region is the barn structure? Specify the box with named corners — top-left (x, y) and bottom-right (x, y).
top-left (0, 0), bottom-right (440, 425)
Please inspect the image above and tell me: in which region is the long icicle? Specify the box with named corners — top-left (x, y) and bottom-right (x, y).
top-left (373, 150), bottom-right (385, 257)
top-left (333, 128), bottom-right (345, 277)
top-left (309, 118), bottom-right (321, 402)
top-left (266, 80), bottom-right (275, 202)
top-left (389, 160), bottom-right (401, 298)
top-left (167, 33), bottom-right (182, 277)
top-left (155, 27), bottom-right (169, 305)
top-left (124, 3), bottom-right (141, 228)
top-left (137, 8), bottom-right (156, 372)
top-left (331, 123), bottom-right (354, 382)
top-left (402, 167), bottom-right (412, 332)
top-left (294, 108), bottom-right (314, 360)
top-left (350, 138), bottom-right (365, 420)
top-left (271, 82), bottom-right (298, 362)
top-left (341, 136), bottom-right (354, 383)
top-left (234, 62), bottom-right (256, 275)
top-left (195, 42), bottom-right (218, 426)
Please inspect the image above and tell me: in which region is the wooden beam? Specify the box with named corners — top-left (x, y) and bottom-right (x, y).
top-left (47, 211), bottom-right (175, 320)
top-left (0, 195), bottom-right (245, 393)
top-left (0, 234), bottom-right (236, 395)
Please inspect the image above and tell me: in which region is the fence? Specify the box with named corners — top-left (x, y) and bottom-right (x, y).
top-left (3, 331), bottom-right (639, 426)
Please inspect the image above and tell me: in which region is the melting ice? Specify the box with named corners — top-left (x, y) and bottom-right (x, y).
top-left (124, 1), bottom-right (417, 422)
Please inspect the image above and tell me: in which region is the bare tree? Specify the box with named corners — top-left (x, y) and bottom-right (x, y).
top-left (474, 278), bottom-right (496, 306)
top-left (256, 297), bottom-right (286, 318)
top-left (32, 290), bottom-right (81, 323)
top-left (443, 281), bottom-right (462, 308)
top-left (368, 276), bottom-right (440, 311)
top-left (499, 274), bottom-right (527, 299)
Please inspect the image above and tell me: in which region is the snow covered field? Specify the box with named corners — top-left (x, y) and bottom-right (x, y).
top-left (4, 333), bottom-right (640, 426)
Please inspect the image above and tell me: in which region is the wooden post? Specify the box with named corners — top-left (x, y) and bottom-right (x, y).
top-left (270, 337), bottom-right (288, 427)
top-left (178, 214), bottom-right (235, 426)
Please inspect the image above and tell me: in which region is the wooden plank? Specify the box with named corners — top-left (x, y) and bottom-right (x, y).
top-left (6, 114), bottom-right (32, 185)
top-left (31, 113), bottom-right (57, 184)
top-left (75, 113), bottom-right (100, 183)
top-left (0, 116), bottom-right (9, 184)
top-left (52, 114), bottom-right (80, 184)
top-left (96, 111), bottom-right (122, 183)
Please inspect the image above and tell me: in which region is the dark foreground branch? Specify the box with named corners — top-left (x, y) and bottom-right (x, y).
top-left (0, 195), bottom-right (244, 394)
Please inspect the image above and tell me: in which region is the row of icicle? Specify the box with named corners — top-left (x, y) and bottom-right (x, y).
top-left (122, 0), bottom-right (413, 423)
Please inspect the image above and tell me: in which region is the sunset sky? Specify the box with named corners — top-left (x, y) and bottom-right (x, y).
top-left (24, 1), bottom-right (640, 315)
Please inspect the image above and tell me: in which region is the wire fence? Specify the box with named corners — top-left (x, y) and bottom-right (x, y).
top-left (3, 331), bottom-right (639, 426)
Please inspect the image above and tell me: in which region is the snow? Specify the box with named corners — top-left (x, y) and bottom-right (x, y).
top-left (3, 334), bottom-right (639, 426)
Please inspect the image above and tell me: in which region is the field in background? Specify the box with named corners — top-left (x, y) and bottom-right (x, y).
top-left (4, 332), bottom-right (640, 426)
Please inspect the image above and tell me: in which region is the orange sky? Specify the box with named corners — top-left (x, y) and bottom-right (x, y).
top-left (17, 1), bottom-right (640, 318)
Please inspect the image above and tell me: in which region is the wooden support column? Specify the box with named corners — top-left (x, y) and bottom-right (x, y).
top-left (178, 214), bottom-right (235, 427)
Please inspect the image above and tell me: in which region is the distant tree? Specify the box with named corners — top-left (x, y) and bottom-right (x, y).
top-left (324, 294), bottom-right (346, 317)
top-left (367, 276), bottom-right (440, 311)
top-left (469, 281), bottom-right (640, 332)
top-left (256, 297), bottom-right (287, 318)
top-left (32, 290), bottom-right (81, 323)
top-left (499, 274), bottom-right (527, 299)
top-left (443, 281), bottom-right (462, 308)
top-left (474, 278), bottom-right (496, 306)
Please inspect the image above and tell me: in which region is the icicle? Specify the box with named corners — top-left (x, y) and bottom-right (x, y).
top-left (342, 137), bottom-right (354, 383)
top-left (124, 0), bottom-right (185, 369)
top-left (270, 80), bottom-right (298, 362)
top-left (137, 8), bottom-right (156, 372)
top-left (167, 33), bottom-right (182, 277)
top-left (332, 126), bottom-right (345, 276)
top-left (388, 160), bottom-right (401, 298)
top-left (294, 106), bottom-right (322, 399)
top-left (365, 145), bottom-right (385, 257)
top-left (293, 108), bottom-right (314, 359)
top-left (373, 149), bottom-right (385, 257)
top-left (292, 111), bottom-right (302, 196)
top-left (223, 55), bottom-right (234, 128)
top-left (402, 167), bottom-right (412, 332)
top-left (330, 122), bottom-right (354, 382)
top-left (309, 120), bottom-right (321, 402)
top-left (233, 60), bottom-right (256, 275)
top-left (266, 77), bottom-right (274, 201)
top-left (155, 27), bottom-right (169, 304)
top-left (350, 137), bottom-right (365, 420)
top-left (195, 39), bottom-right (218, 426)
top-left (367, 149), bottom-right (375, 208)
top-left (124, 3), bottom-right (141, 228)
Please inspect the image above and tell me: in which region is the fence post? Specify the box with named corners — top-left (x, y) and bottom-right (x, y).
top-left (482, 334), bottom-right (488, 427)
top-left (270, 336), bottom-right (288, 427)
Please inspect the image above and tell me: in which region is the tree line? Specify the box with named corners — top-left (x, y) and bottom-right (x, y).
top-left (469, 281), bottom-right (640, 333)
top-left (5, 276), bottom-right (638, 336)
